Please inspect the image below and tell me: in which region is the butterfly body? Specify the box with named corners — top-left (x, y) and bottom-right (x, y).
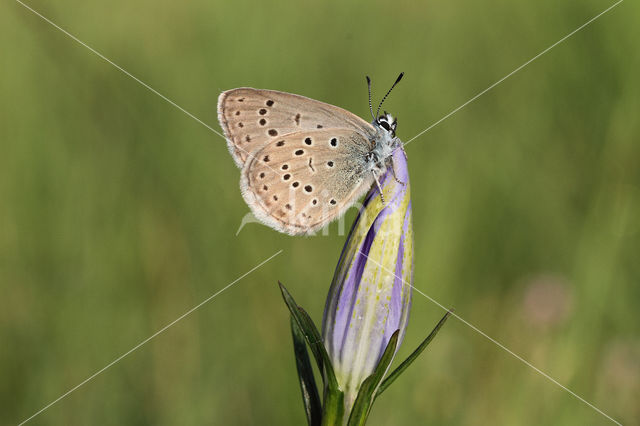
top-left (218, 87), bottom-right (402, 235)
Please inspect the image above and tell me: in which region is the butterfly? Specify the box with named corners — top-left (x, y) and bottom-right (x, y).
top-left (217, 73), bottom-right (405, 236)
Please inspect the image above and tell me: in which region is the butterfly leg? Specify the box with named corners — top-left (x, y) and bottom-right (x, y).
top-left (373, 171), bottom-right (386, 203)
top-left (391, 160), bottom-right (406, 185)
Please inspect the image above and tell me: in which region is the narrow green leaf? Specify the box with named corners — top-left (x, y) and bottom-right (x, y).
top-left (279, 282), bottom-right (323, 372)
top-left (347, 330), bottom-right (400, 426)
top-left (278, 282), bottom-right (340, 391)
top-left (375, 310), bottom-right (452, 398)
top-left (291, 317), bottom-right (322, 426)
top-left (296, 306), bottom-right (340, 391)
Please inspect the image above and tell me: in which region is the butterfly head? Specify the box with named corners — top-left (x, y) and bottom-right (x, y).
top-left (376, 112), bottom-right (397, 137)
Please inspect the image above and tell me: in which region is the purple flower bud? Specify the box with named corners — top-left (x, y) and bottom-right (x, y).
top-left (322, 147), bottom-right (413, 413)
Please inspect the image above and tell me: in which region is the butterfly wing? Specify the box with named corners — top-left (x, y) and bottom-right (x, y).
top-left (240, 128), bottom-right (375, 235)
top-left (218, 88), bottom-right (376, 167)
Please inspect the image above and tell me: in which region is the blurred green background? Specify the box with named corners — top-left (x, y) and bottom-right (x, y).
top-left (1, 0), bottom-right (638, 424)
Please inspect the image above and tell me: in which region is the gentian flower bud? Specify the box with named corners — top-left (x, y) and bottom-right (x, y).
top-left (322, 147), bottom-right (413, 414)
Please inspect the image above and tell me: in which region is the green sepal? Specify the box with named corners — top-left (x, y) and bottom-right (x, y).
top-left (321, 386), bottom-right (345, 426)
top-left (290, 316), bottom-right (322, 426)
top-left (375, 310), bottom-right (452, 399)
top-left (346, 330), bottom-right (400, 426)
top-left (278, 282), bottom-right (340, 391)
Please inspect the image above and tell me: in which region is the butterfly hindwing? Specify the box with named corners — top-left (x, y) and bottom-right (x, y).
top-left (240, 128), bottom-right (375, 235)
top-left (218, 88), bottom-right (376, 167)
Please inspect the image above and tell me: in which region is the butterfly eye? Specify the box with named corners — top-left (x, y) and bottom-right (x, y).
top-left (380, 121), bottom-right (391, 131)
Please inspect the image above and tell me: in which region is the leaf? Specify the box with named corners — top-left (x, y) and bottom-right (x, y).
top-left (278, 282), bottom-right (340, 391)
top-left (296, 306), bottom-right (340, 390)
top-left (375, 310), bottom-right (452, 398)
top-left (347, 330), bottom-right (400, 426)
top-left (290, 316), bottom-right (322, 426)
top-left (279, 282), bottom-right (323, 370)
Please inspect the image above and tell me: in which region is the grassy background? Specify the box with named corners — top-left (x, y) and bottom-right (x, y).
top-left (1, 0), bottom-right (639, 424)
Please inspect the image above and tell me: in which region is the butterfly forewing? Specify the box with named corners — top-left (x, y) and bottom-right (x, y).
top-left (218, 88), bottom-right (376, 167)
top-left (240, 128), bottom-right (375, 235)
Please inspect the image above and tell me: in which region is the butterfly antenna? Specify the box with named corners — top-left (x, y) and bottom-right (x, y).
top-left (366, 75), bottom-right (375, 122)
top-left (375, 72), bottom-right (404, 119)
